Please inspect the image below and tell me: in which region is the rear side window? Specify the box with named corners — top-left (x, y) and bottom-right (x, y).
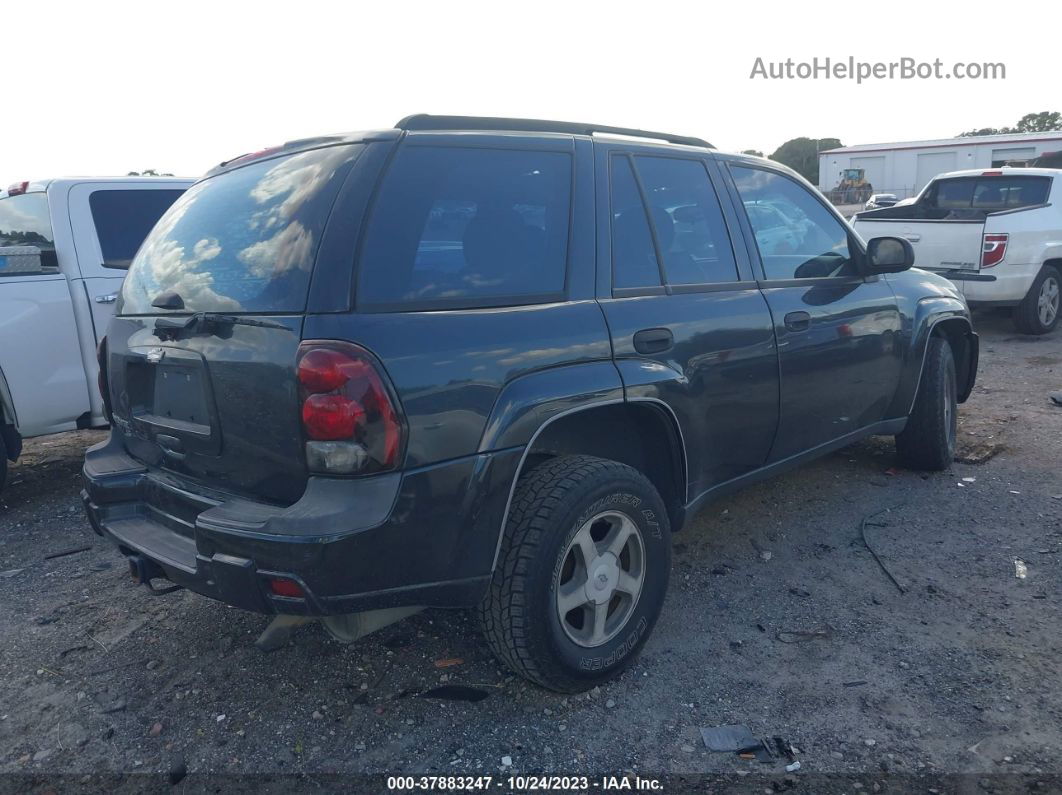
top-left (90, 189), bottom-right (185, 269)
top-left (122, 145), bottom-right (359, 314)
top-left (357, 146), bottom-right (571, 309)
top-left (0, 193), bottom-right (57, 271)
top-left (927, 176), bottom-right (1051, 211)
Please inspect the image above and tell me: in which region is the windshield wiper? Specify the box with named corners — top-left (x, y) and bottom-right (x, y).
top-left (153, 312), bottom-right (291, 340)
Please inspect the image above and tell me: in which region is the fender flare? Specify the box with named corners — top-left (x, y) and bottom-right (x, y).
top-left (887, 297), bottom-right (977, 418)
top-left (479, 361), bottom-right (689, 572)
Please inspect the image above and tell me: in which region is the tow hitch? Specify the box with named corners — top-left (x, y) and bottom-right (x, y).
top-left (127, 555), bottom-right (183, 595)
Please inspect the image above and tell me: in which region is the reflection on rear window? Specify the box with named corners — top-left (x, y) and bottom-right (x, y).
top-left (121, 145), bottom-right (360, 314)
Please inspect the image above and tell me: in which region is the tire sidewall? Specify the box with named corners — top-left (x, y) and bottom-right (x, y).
top-left (534, 476), bottom-right (670, 685)
top-left (1039, 268), bottom-right (1061, 332)
top-left (937, 341), bottom-right (958, 460)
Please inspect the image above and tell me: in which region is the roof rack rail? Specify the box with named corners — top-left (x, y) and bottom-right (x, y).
top-left (395, 114), bottom-right (713, 149)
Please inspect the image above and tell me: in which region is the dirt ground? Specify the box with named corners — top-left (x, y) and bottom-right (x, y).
top-left (1, 310), bottom-right (1059, 793)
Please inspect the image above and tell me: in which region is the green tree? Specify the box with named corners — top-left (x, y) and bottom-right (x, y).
top-left (1015, 111), bottom-right (1061, 133)
top-left (768, 137), bottom-right (842, 184)
top-left (959, 111), bottom-right (1060, 137)
top-left (126, 169), bottom-right (174, 177)
top-left (741, 149), bottom-right (764, 157)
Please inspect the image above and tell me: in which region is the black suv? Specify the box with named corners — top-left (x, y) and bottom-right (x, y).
top-left (83, 115), bottom-right (978, 692)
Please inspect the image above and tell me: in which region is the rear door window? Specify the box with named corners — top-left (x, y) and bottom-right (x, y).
top-left (633, 156), bottom-right (739, 285)
top-left (610, 156), bottom-right (662, 290)
top-left (90, 189), bottom-right (185, 269)
top-left (122, 145), bottom-right (360, 314)
top-left (0, 193), bottom-right (57, 272)
top-left (357, 146), bottom-right (572, 310)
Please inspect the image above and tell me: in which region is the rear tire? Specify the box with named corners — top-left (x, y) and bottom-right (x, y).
top-left (895, 336), bottom-right (957, 471)
top-left (1014, 265), bottom-right (1060, 335)
top-left (478, 455), bottom-right (671, 693)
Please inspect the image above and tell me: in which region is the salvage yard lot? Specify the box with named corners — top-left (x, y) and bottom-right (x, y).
top-left (0, 311), bottom-right (1059, 786)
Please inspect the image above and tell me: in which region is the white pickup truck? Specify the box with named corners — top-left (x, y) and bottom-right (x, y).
top-left (853, 168), bottom-right (1061, 335)
top-left (0, 177), bottom-right (191, 492)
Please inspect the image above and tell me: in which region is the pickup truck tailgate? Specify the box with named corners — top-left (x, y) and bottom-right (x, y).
top-left (853, 217), bottom-right (984, 274)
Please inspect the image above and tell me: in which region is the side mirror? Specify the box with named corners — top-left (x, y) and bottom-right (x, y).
top-left (0, 245), bottom-right (45, 275)
top-left (865, 236), bottom-right (914, 274)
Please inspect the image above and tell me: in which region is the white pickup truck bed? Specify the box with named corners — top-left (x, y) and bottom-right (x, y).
top-left (853, 168), bottom-right (1062, 334)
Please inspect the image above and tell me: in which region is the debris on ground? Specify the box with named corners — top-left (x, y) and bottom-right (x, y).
top-left (1015, 559), bottom-right (1028, 579)
top-left (417, 685), bottom-right (490, 702)
top-left (700, 724), bottom-right (760, 752)
top-left (700, 726), bottom-right (799, 767)
top-left (955, 442), bottom-right (1004, 465)
top-left (1049, 391), bottom-right (1062, 407)
top-left (43, 545), bottom-right (91, 560)
top-left (776, 627), bottom-right (833, 644)
top-left (859, 505), bottom-right (907, 594)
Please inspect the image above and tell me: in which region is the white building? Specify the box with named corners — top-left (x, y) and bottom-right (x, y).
top-left (818, 131), bottom-right (1062, 200)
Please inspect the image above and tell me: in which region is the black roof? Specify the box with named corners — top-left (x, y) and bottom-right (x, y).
top-left (396, 114), bottom-right (713, 149)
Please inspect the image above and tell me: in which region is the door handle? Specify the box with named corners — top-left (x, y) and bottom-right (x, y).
top-left (95, 293), bottom-right (118, 304)
top-left (783, 311), bottom-right (811, 332)
top-left (633, 327), bottom-right (674, 354)
top-left (902, 233), bottom-right (921, 242)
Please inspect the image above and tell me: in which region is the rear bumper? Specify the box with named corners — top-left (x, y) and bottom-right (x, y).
top-left (958, 262), bottom-right (1041, 304)
top-left (82, 434), bottom-right (520, 615)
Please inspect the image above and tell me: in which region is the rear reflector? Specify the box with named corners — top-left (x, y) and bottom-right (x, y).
top-left (981, 233), bottom-right (1008, 268)
top-left (267, 578), bottom-right (304, 598)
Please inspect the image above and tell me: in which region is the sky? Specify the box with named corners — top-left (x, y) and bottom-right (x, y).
top-left (1, 0), bottom-right (1055, 186)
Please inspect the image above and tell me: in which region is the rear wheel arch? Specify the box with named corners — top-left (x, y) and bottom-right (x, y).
top-left (929, 317), bottom-right (977, 403)
top-left (503, 401), bottom-right (688, 545)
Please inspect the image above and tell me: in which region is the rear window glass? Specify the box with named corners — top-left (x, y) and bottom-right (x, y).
top-left (90, 189), bottom-right (185, 269)
top-left (121, 145), bottom-right (359, 314)
top-left (928, 176), bottom-right (1051, 211)
top-left (357, 146), bottom-right (571, 309)
top-left (0, 193), bottom-right (58, 270)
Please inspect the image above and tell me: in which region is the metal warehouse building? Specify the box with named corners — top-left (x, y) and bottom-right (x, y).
top-left (817, 131), bottom-right (1062, 200)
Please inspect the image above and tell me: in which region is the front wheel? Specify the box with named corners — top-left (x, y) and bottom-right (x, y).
top-left (478, 455), bottom-right (671, 692)
top-left (1014, 265), bottom-right (1060, 335)
top-left (895, 336), bottom-right (957, 471)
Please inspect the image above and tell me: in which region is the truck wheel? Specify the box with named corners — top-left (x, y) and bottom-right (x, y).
top-left (895, 336), bottom-right (956, 471)
top-left (1014, 265), bottom-right (1060, 335)
top-left (478, 455), bottom-right (671, 693)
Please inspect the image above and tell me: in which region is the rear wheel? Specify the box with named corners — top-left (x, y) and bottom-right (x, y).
top-left (1014, 265), bottom-right (1060, 335)
top-left (895, 336), bottom-right (957, 471)
top-left (478, 455), bottom-right (671, 692)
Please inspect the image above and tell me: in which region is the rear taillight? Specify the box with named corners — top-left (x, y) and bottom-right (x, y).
top-left (981, 233), bottom-right (1008, 268)
top-left (296, 342), bottom-right (403, 475)
top-left (6, 181), bottom-right (29, 196)
top-left (96, 337), bottom-right (112, 422)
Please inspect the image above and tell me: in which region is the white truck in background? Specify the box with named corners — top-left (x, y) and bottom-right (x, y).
top-left (0, 177), bottom-right (191, 492)
top-left (853, 168), bottom-right (1062, 335)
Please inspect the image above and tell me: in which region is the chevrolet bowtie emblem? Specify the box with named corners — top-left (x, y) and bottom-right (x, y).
top-left (146, 348), bottom-right (165, 364)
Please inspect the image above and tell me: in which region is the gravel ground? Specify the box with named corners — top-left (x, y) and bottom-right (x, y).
top-left (1, 310), bottom-right (1060, 792)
